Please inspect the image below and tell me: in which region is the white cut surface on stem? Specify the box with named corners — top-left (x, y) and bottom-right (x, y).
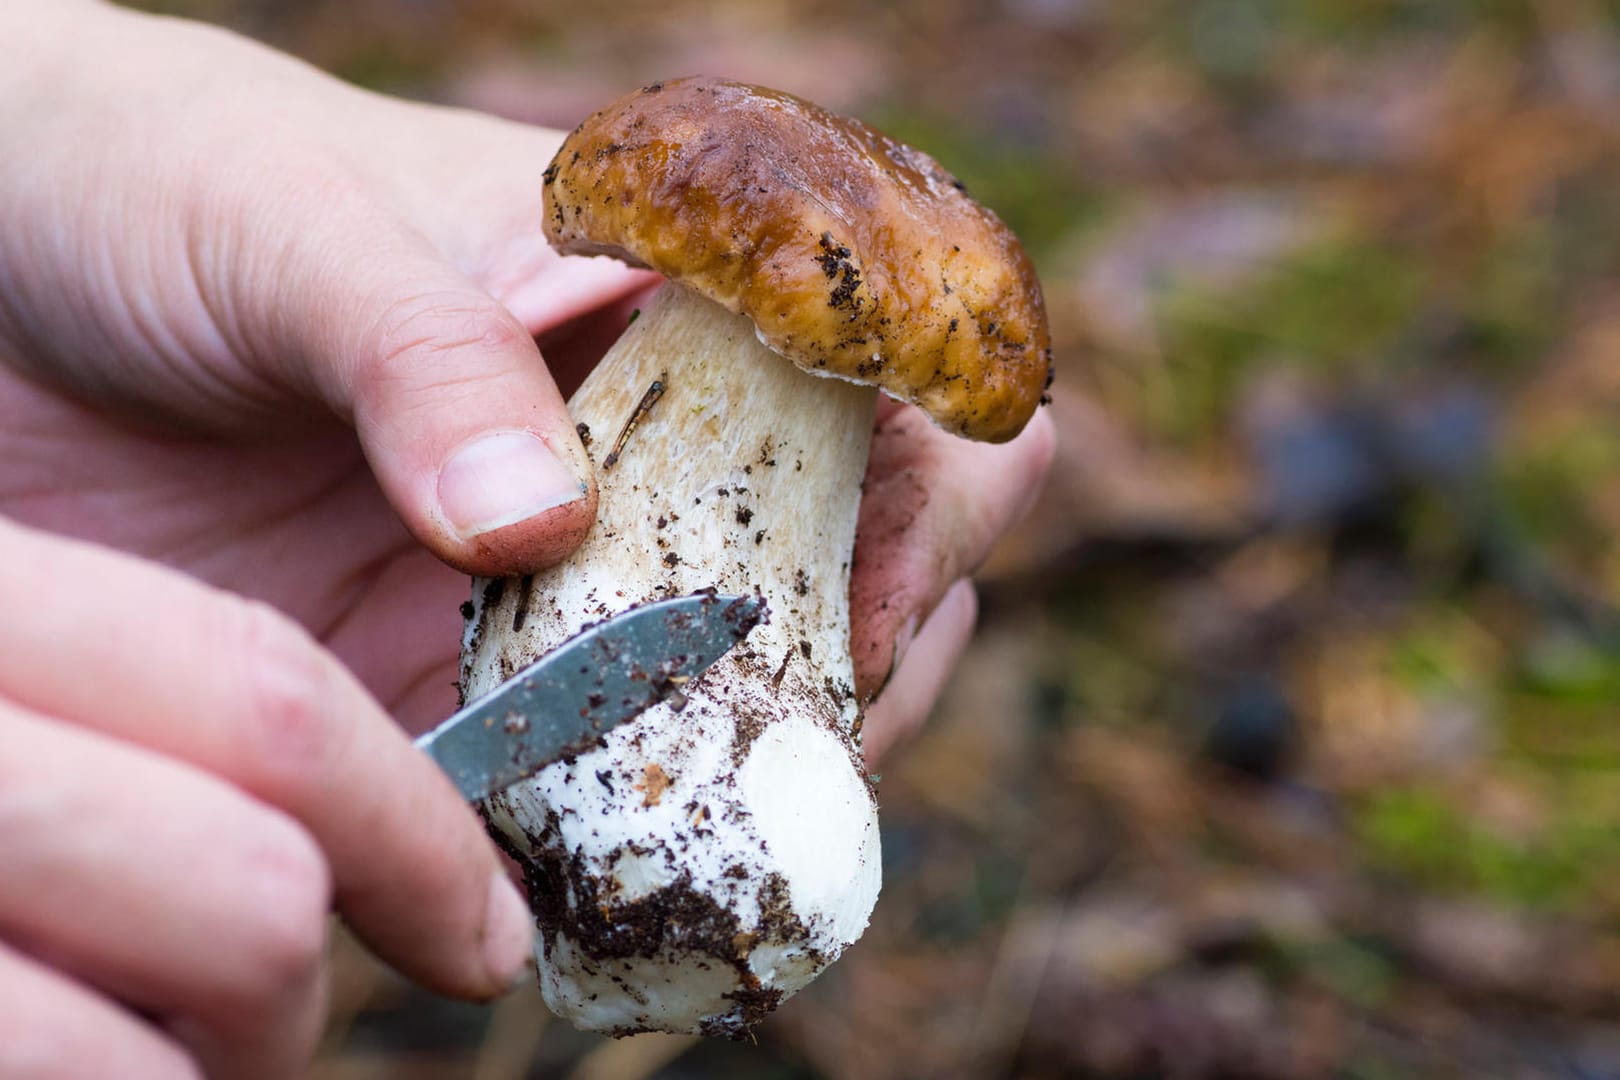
top-left (461, 283), bottom-right (882, 1037)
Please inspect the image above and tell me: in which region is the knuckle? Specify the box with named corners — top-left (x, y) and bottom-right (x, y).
top-left (229, 599), bottom-right (341, 784)
top-left (231, 816), bottom-right (332, 1000)
top-left (362, 290), bottom-right (526, 395)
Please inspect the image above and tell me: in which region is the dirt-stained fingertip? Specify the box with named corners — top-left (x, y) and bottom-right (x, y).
top-left (447, 481), bottom-right (598, 577)
top-left (438, 430), bottom-right (587, 542)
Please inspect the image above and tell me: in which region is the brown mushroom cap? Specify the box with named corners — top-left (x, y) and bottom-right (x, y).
top-left (543, 77), bottom-right (1052, 443)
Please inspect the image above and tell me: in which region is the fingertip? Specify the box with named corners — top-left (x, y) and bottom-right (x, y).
top-left (479, 870), bottom-right (536, 998)
top-left (437, 479), bottom-right (598, 577)
top-left (437, 430), bottom-right (587, 538)
top-left (432, 427), bottom-right (599, 575)
top-left (319, 258), bottom-right (602, 577)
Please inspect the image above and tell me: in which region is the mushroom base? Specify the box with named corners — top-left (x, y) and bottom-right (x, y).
top-left (461, 283), bottom-right (882, 1036)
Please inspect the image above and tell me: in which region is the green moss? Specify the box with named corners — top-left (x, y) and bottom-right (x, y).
top-left (1355, 783), bottom-right (1620, 911)
top-left (1147, 238), bottom-right (1426, 446)
top-left (1496, 427), bottom-right (1620, 569)
top-left (1385, 615), bottom-right (1482, 695)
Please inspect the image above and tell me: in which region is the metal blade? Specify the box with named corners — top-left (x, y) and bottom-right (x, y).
top-left (417, 592), bottom-right (767, 802)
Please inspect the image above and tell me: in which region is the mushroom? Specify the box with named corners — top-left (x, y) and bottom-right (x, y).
top-left (460, 77), bottom-right (1051, 1037)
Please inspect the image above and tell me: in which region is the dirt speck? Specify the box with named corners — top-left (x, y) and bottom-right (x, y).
top-left (636, 762), bottom-right (672, 807)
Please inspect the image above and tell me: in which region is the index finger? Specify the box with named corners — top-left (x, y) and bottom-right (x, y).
top-left (0, 517), bottom-right (532, 1000)
top-left (849, 402), bottom-right (1055, 699)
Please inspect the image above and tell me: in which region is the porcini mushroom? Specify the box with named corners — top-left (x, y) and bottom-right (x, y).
top-left (460, 77), bottom-right (1051, 1037)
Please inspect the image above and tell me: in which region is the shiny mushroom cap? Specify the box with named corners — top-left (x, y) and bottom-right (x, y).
top-left (543, 76), bottom-right (1052, 444)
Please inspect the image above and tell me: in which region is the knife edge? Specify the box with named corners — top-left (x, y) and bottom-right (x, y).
top-left (418, 592), bottom-right (767, 802)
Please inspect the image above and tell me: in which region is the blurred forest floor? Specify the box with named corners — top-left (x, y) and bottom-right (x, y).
top-left (134, 0), bottom-right (1620, 1076)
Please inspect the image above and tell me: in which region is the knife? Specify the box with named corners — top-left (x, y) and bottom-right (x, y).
top-left (417, 592), bottom-right (767, 801)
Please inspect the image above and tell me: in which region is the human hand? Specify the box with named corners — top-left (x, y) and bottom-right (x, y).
top-left (0, 0), bottom-right (1052, 1073)
top-left (852, 400), bottom-right (1055, 764)
top-left (1, 0), bottom-right (651, 579)
top-left (0, 516), bottom-right (539, 1079)
top-left (1, 4), bottom-right (642, 1076)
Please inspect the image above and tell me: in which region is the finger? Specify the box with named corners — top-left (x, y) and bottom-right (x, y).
top-left (356, 101), bottom-right (660, 344)
top-left (0, 519), bottom-right (533, 1002)
top-left (534, 279), bottom-right (663, 400)
top-left (262, 213), bottom-right (596, 577)
top-left (0, 702), bottom-right (326, 1080)
top-left (0, 940), bottom-right (200, 1080)
top-left (849, 403), bottom-right (1055, 699)
top-left (860, 580), bottom-right (978, 765)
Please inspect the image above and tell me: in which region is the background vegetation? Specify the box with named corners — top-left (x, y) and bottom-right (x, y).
top-left (131, 1), bottom-right (1620, 1075)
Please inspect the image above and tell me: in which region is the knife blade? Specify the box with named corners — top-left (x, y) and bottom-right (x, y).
top-left (417, 592), bottom-right (767, 802)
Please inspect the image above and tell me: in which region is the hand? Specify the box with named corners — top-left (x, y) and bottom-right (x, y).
top-left (0, 516), bottom-right (537, 1078)
top-left (1, 4), bottom-right (645, 1077)
top-left (852, 400), bottom-right (1055, 764)
top-left (0, 1), bottom-right (1052, 1075)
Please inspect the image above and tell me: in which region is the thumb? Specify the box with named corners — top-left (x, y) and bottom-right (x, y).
top-left (288, 233), bottom-right (597, 577)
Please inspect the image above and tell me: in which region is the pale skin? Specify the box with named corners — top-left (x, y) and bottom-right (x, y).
top-left (0, 3), bottom-right (1056, 1078)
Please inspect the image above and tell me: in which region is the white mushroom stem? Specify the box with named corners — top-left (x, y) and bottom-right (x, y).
top-left (459, 281), bottom-right (882, 1037)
